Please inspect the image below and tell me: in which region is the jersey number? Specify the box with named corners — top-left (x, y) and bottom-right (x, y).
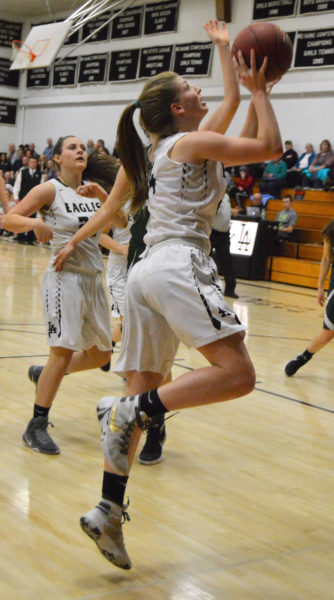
top-left (78, 217), bottom-right (97, 237)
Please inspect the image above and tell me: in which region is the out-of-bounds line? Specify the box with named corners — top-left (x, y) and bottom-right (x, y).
top-left (0, 354), bottom-right (48, 360)
top-left (173, 362), bottom-right (334, 414)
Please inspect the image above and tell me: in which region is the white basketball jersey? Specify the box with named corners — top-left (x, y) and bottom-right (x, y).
top-left (144, 132), bottom-right (226, 254)
top-left (41, 178), bottom-right (104, 273)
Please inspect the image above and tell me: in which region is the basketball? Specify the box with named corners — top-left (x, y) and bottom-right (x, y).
top-left (231, 22), bottom-right (293, 82)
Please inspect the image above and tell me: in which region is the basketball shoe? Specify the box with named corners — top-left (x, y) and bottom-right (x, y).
top-left (138, 414), bottom-right (166, 465)
top-left (97, 395), bottom-right (150, 475)
top-left (22, 416), bottom-right (60, 454)
top-left (80, 499), bottom-right (131, 569)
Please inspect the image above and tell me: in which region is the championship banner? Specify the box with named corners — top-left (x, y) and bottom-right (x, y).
top-left (138, 45), bottom-right (173, 78)
top-left (53, 57), bottom-right (79, 86)
top-left (144, 1), bottom-right (179, 35)
top-left (108, 49), bottom-right (140, 81)
top-left (252, 0), bottom-right (297, 20)
top-left (294, 28), bottom-right (334, 68)
top-left (0, 97), bottom-right (18, 124)
top-left (299, 0), bottom-right (334, 15)
top-left (0, 58), bottom-right (20, 87)
top-left (78, 53), bottom-right (108, 84)
top-left (82, 14), bottom-right (110, 42)
top-left (111, 6), bottom-right (143, 39)
top-left (173, 42), bottom-right (213, 76)
top-left (0, 20), bottom-right (22, 47)
top-left (27, 67), bottom-right (51, 88)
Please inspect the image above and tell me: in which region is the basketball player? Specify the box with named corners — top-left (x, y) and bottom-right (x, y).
top-left (53, 22), bottom-right (282, 570)
top-left (2, 136), bottom-right (125, 455)
top-left (285, 219), bottom-right (334, 376)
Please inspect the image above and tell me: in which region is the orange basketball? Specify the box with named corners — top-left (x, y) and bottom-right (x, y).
top-left (231, 22), bottom-right (293, 82)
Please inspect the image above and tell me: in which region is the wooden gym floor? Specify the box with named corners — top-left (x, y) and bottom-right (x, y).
top-left (1, 239), bottom-right (333, 600)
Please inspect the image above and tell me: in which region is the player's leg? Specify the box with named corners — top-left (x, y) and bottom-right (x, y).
top-left (24, 346), bottom-right (74, 454)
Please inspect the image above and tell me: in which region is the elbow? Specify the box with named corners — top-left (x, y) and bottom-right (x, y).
top-left (267, 143), bottom-right (283, 161)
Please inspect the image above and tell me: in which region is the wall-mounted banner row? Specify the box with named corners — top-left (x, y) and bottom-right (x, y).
top-left (26, 42), bottom-right (213, 88)
top-left (252, 0), bottom-right (334, 19)
top-left (0, 96), bottom-right (17, 124)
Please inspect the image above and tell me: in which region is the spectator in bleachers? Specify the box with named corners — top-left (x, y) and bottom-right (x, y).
top-left (13, 148), bottom-right (24, 173)
top-left (275, 194), bottom-right (298, 244)
top-left (42, 138), bottom-right (54, 160)
top-left (13, 157), bottom-right (41, 244)
top-left (95, 139), bottom-right (110, 154)
top-left (286, 142), bottom-right (315, 187)
top-left (260, 157), bottom-right (287, 198)
top-left (87, 139), bottom-right (95, 155)
top-left (39, 153), bottom-right (48, 173)
top-left (0, 153), bottom-right (9, 172)
top-left (45, 159), bottom-right (57, 180)
top-left (229, 165), bottom-right (254, 210)
top-left (282, 140), bottom-right (298, 170)
top-left (28, 142), bottom-right (39, 160)
top-left (300, 139), bottom-right (333, 189)
top-left (7, 143), bottom-right (18, 168)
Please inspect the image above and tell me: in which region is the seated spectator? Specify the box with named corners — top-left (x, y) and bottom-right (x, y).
top-left (260, 157), bottom-right (287, 198)
top-left (282, 140), bottom-right (298, 170)
top-left (229, 165), bottom-right (254, 209)
top-left (275, 194), bottom-right (298, 244)
top-left (301, 139), bottom-right (333, 189)
top-left (12, 148), bottom-right (24, 173)
top-left (45, 159), bottom-right (56, 180)
top-left (7, 143), bottom-right (18, 169)
top-left (95, 139), bottom-right (110, 154)
top-left (87, 139), bottom-right (95, 155)
top-left (39, 154), bottom-right (48, 173)
top-left (286, 143), bottom-right (315, 187)
top-left (0, 153), bottom-right (9, 172)
top-left (28, 142), bottom-right (39, 160)
top-left (42, 138), bottom-right (54, 160)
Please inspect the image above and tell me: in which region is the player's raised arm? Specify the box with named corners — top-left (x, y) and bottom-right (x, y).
top-left (200, 20), bottom-right (240, 134)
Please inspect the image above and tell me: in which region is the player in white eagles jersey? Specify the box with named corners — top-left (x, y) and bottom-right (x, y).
top-left (2, 136), bottom-right (125, 455)
top-left (53, 20), bottom-right (282, 570)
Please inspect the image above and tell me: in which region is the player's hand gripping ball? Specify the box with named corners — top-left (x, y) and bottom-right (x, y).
top-left (232, 22), bottom-right (293, 82)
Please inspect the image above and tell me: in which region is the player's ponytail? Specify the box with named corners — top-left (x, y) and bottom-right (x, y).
top-left (117, 71), bottom-right (180, 214)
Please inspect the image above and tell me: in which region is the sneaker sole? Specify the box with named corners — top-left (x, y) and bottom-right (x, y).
top-left (22, 433), bottom-right (60, 455)
top-left (80, 516), bottom-right (131, 570)
top-left (138, 454), bottom-right (164, 465)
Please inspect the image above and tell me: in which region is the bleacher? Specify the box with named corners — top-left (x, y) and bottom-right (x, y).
top-left (263, 188), bottom-right (334, 289)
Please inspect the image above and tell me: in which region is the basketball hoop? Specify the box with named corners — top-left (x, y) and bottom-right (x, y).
top-left (11, 38), bottom-right (50, 66)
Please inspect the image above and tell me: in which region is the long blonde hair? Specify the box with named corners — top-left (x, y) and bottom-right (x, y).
top-left (116, 71), bottom-right (180, 214)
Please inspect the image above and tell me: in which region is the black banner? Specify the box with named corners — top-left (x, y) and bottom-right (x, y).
top-left (109, 49), bottom-right (140, 81)
top-left (27, 67), bottom-right (51, 88)
top-left (144, 1), bottom-right (179, 35)
top-left (78, 53), bottom-right (108, 84)
top-left (0, 58), bottom-right (19, 87)
top-left (253, 0), bottom-right (297, 20)
top-left (82, 14), bottom-right (110, 43)
top-left (139, 45), bottom-right (173, 78)
top-left (0, 97), bottom-right (17, 124)
top-left (53, 57), bottom-right (78, 86)
top-left (111, 6), bottom-right (143, 39)
top-left (294, 28), bottom-right (334, 68)
top-left (0, 20), bottom-right (22, 48)
top-left (300, 0), bottom-right (334, 14)
top-left (173, 42), bottom-right (213, 76)
top-left (64, 28), bottom-right (81, 46)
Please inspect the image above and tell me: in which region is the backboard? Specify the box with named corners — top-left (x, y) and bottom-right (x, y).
top-left (10, 21), bottom-right (72, 70)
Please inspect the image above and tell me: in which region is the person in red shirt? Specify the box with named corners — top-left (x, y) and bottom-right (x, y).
top-left (229, 165), bottom-right (254, 209)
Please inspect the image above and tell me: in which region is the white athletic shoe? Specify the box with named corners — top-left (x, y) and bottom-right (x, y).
top-left (97, 395), bottom-right (149, 475)
top-left (80, 500), bottom-right (131, 569)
